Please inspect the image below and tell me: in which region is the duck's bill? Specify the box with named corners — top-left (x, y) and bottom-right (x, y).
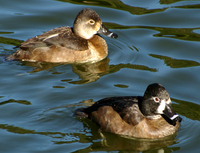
top-left (163, 104), bottom-right (182, 125)
top-left (97, 24), bottom-right (118, 38)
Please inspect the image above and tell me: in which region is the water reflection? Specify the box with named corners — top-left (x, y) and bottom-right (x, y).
top-left (57, 0), bottom-right (167, 15)
top-left (0, 123), bottom-right (78, 141)
top-left (0, 121), bottom-right (179, 152)
top-left (20, 58), bottom-right (110, 84)
top-left (172, 3), bottom-right (200, 8)
top-left (19, 58), bottom-right (156, 84)
top-left (0, 99), bottom-right (31, 106)
top-left (149, 54), bottom-right (200, 68)
top-left (159, 0), bottom-right (183, 4)
top-left (71, 118), bottom-right (180, 152)
top-left (0, 36), bottom-right (23, 46)
top-left (172, 98), bottom-right (200, 121)
top-left (152, 27), bottom-right (200, 41)
top-left (69, 58), bottom-right (110, 84)
top-left (56, 0), bottom-right (200, 16)
top-left (110, 24), bottom-right (200, 42)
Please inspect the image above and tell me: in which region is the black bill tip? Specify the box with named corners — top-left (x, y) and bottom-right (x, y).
top-left (109, 32), bottom-right (118, 38)
top-left (97, 24), bottom-right (118, 39)
top-left (173, 115), bottom-right (182, 123)
top-left (171, 116), bottom-right (182, 126)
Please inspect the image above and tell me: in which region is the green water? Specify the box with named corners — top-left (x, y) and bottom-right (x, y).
top-left (0, 0), bottom-right (200, 152)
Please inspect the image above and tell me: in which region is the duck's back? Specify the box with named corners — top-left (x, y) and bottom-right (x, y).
top-left (7, 27), bottom-right (89, 62)
top-left (75, 96), bottom-right (145, 126)
top-left (21, 27), bottom-right (88, 51)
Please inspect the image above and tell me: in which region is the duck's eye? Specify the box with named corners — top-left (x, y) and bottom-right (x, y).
top-left (89, 19), bottom-right (95, 25)
top-left (153, 97), bottom-right (160, 103)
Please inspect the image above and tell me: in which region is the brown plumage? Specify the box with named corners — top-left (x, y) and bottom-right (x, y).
top-left (75, 83), bottom-right (182, 139)
top-left (6, 8), bottom-right (117, 63)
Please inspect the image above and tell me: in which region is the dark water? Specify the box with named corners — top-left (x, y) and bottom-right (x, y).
top-left (1, 0), bottom-right (200, 152)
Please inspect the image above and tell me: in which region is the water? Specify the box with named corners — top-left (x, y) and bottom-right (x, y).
top-left (0, 0), bottom-right (200, 152)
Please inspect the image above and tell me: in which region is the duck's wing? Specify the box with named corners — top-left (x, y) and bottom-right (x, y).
top-left (17, 27), bottom-right (88, 51)
top-left (76, 96), bottom-right (145, 126)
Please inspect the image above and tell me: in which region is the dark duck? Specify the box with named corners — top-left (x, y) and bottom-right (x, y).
top-left (74, 83), bottom-right (182, 139)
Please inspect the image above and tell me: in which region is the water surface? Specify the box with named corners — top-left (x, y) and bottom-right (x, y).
top-left (0, 0), bottom-right (200, 152)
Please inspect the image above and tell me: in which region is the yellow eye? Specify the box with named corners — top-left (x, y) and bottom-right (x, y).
top-left (89, 19), bottom-right (95, 25)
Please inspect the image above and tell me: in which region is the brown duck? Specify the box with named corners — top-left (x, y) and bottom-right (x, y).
top-left (7, 8), bottom-right (117, 63)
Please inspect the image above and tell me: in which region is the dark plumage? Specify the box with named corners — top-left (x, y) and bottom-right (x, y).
top-left (74, 83), bottom-right (182, 139)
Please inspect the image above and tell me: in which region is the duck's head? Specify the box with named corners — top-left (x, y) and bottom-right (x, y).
top-left (73, 8), bottom-right (118, 39)
top-left (140, 83), bottom-right (182, 125)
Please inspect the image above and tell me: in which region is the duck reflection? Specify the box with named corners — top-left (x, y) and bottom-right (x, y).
top-left (0, 117), bottom-right (179, 152)
top-left (0, 122), bottom-right (179, 152)
top-left (69, 58), bottom-right (110, 84)
top-left (76, 117), bottom-right (180, 152)
top-left (19, 58), bottom-right (157, 84)
top-left (21, 58), bottom-right (109, 84)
